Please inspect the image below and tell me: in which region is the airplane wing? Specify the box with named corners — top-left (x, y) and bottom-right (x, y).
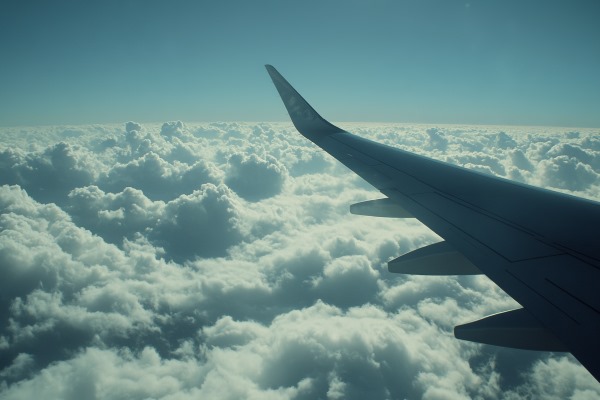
top-left (265, 65), bottom-right (600, 382)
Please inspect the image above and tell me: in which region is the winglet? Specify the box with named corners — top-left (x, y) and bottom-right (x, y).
top-left (265, 65), bottom-right (344, 142)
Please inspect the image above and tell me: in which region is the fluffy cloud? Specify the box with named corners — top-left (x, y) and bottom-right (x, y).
top-left (426, 127), bottom-right (449, 151)
top-left (150, 184), bottom-right (244, 261)
top-left (225, 153), bottom-right (287, 201)
top-left (67, 185), bottom-right (161, 245)
top-left (99, 152), bottom-right (219, 201)
top-left (0, 142), bottom-right (97, 204)
top-left (538, 155), bottom-right (598, 191)
top-left (0, 122), bottom-right (599, 399)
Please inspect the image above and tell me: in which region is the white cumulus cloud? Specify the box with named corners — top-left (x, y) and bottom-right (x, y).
top-left (0, 121), bottom-right (598, 399)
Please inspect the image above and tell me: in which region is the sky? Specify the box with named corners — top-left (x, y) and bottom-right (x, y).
top-left (1, 1), bottom-right (600, 398)
top-left (1, 121), bottom-right (600, 399)
top-left (1, 0), bottom-right (600, 127)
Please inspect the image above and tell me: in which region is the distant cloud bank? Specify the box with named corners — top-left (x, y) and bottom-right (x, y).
top-left (0, 121), bottom-right (599, 399)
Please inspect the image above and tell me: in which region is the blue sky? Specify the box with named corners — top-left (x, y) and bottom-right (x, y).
top-left (1, 0), bottom-right (599, 127)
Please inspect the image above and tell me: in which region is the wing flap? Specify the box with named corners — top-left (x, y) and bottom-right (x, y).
top-left (388, 241), bottom-right (481, 275)
top-left (350, 198), bottom-right (413, 218)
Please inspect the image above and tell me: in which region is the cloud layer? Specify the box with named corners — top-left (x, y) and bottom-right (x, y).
top-left (0, 121), bottom-right (599, 399)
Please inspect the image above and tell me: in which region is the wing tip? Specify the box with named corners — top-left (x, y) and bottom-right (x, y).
top-left (265, 64), bottom-right (343, 140)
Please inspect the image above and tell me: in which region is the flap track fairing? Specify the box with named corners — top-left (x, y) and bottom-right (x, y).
top-left (388, 241), bottom-right (481, 275)
top-left (454, 308), bottom-right (568, 351)
top-left (350, 198), bottom-right (413, 218)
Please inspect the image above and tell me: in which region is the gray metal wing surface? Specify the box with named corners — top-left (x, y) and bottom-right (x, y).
top-left (265, 65), bottom-right (600, 381)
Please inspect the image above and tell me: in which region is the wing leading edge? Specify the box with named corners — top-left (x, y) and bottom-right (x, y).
top-left (266, 65), bottom-right (600, 382)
